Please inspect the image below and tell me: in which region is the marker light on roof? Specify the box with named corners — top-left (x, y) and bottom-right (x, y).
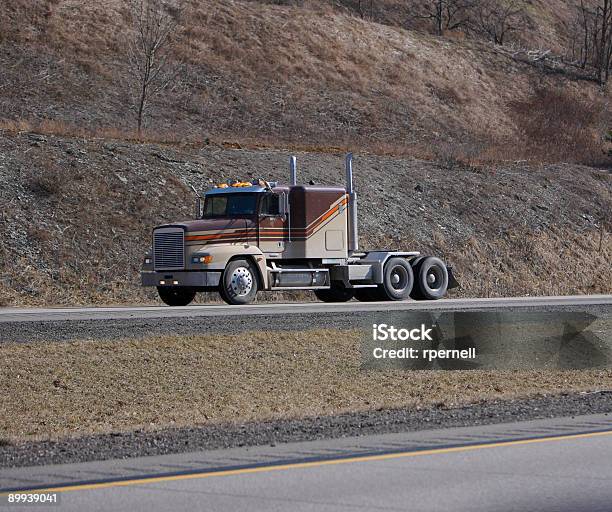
top-left (214, 181), bottom-right (253, 188)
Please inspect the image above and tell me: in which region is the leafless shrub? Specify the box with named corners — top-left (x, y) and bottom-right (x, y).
top-left (124, 0), bottom-right (185, 136)
top-left (471, 0), bottom-right (525, 45)
top-left (27, 165), bottom-right (69, 198)
top-left (428, 83), bottom-right (464, 105)
top-left (356, 0), bottom-right (374, 19)
top-left (510, 87), bottom-right (604, 165)
top-left (266, 0), bottom-right (305, 5)
top-left (412, 0), bottom-right (473, 36)
top-left (27, 227), bottom-right (52, 245)
top-left (569, 0), bottom-right (612, 85)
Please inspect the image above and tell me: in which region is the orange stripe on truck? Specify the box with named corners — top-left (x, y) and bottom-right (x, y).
top-left (184, 197), bottom-right (347, 242)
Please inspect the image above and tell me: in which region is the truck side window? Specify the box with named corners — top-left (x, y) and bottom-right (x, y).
top-left (204, 196), bottom-right (227, 217)
top-left (260, 193), bottom-right (280, 215)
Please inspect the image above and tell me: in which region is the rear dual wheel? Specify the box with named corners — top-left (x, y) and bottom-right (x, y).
top-left (410, 256), bottom-right (449, 300)
top-left (381, 257), bottom-right (414, 300)
top-left (355, 257), bottom-right (414, 302)
top-left (354, 256), bottom-right (450, 302)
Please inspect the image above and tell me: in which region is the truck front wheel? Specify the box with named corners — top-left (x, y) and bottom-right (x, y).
top-left (157, 286), bottom-right (197, 307)
top-left (220, 258), bottom-right (259, 305)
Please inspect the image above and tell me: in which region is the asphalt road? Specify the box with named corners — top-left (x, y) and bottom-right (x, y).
top-left (1, 295), bottom-right (611, 323)
top-left (1, 295), bottom-right (611, 342)
top-left (3, 413), bottom-right (612, 512)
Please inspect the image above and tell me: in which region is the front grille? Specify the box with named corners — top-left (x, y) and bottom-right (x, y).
top-left (153, 228), bottom-right (185, 270)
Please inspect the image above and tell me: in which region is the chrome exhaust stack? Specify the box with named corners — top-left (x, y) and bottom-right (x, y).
top-left (290, 156), bottom-right (298, 186)
top-left (345, 153), bottom-right (359, 252)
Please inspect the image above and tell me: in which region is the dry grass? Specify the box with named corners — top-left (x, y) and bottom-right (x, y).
top-left (431, 227), bottom-right (612, 298)
top-left (510, 87), bottom-right (607, 166)
top-left (0, 115), bottom-right (608, 171)
top-left (0, 119), bottom-right (201, 146)
top-left (1, 329), bottom-right (611, 442)
top-left (0, 0), bottom-right (609, 165)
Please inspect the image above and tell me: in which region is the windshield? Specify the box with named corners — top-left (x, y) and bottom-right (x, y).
top-left (203, 193), bottom-right (258, 218)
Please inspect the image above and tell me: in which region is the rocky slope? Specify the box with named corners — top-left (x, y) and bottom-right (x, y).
top-left (0, 132), bottom-right (609, 306)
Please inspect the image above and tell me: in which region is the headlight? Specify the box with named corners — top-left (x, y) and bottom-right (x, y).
top-left (192, 254), bottom-right (213, 264)
top-left (144, 257), bottom-right (152, 265)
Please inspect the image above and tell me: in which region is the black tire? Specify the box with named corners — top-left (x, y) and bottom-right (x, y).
top-left (314, 282), bottom-right (355, 302)
top-left (409, 256), bottom-right (426, 273)
top-left (157, 287), bottom-right (197, 307)
top-left (381, 257), bottom-right (414, 300)
top-left (408, 256), bottom-right (425, 299)
top-left (354, 287), bottom-right (386, 302)
top-left (219, 258), bottom-right (259, 305)
top-left (411, 256), bottom-right (449, 300)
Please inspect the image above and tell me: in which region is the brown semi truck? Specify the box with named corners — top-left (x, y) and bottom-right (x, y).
top-left (141, 154), bottom-right (458, 306)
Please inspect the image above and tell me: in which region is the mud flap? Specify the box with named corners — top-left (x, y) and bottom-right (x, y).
top-left (447, 267), bottom-right (460, 289)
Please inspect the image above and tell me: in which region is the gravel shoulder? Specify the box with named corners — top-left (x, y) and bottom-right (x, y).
top-left (2, 391), bottom-right (612, 468)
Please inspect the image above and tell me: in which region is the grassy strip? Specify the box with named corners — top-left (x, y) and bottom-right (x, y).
top-left (1, 329), bottom-right (611, 441)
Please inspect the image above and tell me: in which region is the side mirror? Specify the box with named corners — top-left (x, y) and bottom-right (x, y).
top-left (191, 185), bottom-right (202, 219)
top-left (278, 192), bottom-right (288, 216)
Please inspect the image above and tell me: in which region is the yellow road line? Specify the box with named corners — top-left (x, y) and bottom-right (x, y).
top-left (4, 429), bottom-right (612, 495)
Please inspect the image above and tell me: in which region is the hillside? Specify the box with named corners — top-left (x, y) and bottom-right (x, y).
top-left (0, 0), bottom-right (610, 306)
top-left (277, 0), bottom-right (583, 52)
top-left (0, 0), bottom-right (609, 165)
top-left (0, 132), bottom-right (609, 306)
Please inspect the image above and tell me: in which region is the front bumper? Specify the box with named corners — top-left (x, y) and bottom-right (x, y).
top-left (141, 271), bottom-right (221, 288)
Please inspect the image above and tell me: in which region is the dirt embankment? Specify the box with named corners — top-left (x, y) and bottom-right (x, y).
top-left (0, 131), bottom-right (609, 306)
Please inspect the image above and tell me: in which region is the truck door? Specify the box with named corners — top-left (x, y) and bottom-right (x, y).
top-left (257, 192), bottom-right (287, 256)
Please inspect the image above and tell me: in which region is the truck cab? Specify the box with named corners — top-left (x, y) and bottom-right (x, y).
top-left (141, 154), bottom-right (458, 305)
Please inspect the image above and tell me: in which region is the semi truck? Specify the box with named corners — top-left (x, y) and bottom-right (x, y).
top-left (141, 154), bottom-right (458, 306)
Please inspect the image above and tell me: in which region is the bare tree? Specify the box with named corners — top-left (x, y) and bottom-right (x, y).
top-left (413, 0), bottom-right (473, 36)
top-left (573, 0), bottom-right (612, 84)
top-left (357, 0), bottom-right (374, 20)
top-left (596, 0), bottom-right (612, 84)
top-left (125, 0), bottom-right (184, 136)
top-left (472, 0), bottom-right (524, 45)
top-left (580, 1), bottom-right (594, 68)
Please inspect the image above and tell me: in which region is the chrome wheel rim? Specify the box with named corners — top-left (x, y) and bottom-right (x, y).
top-left (425, 266), bottom-right (443, 290)
top-left (230, 267), bottom-right (253, 296)
top-left (390, 266), bottom-right (408, 292)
